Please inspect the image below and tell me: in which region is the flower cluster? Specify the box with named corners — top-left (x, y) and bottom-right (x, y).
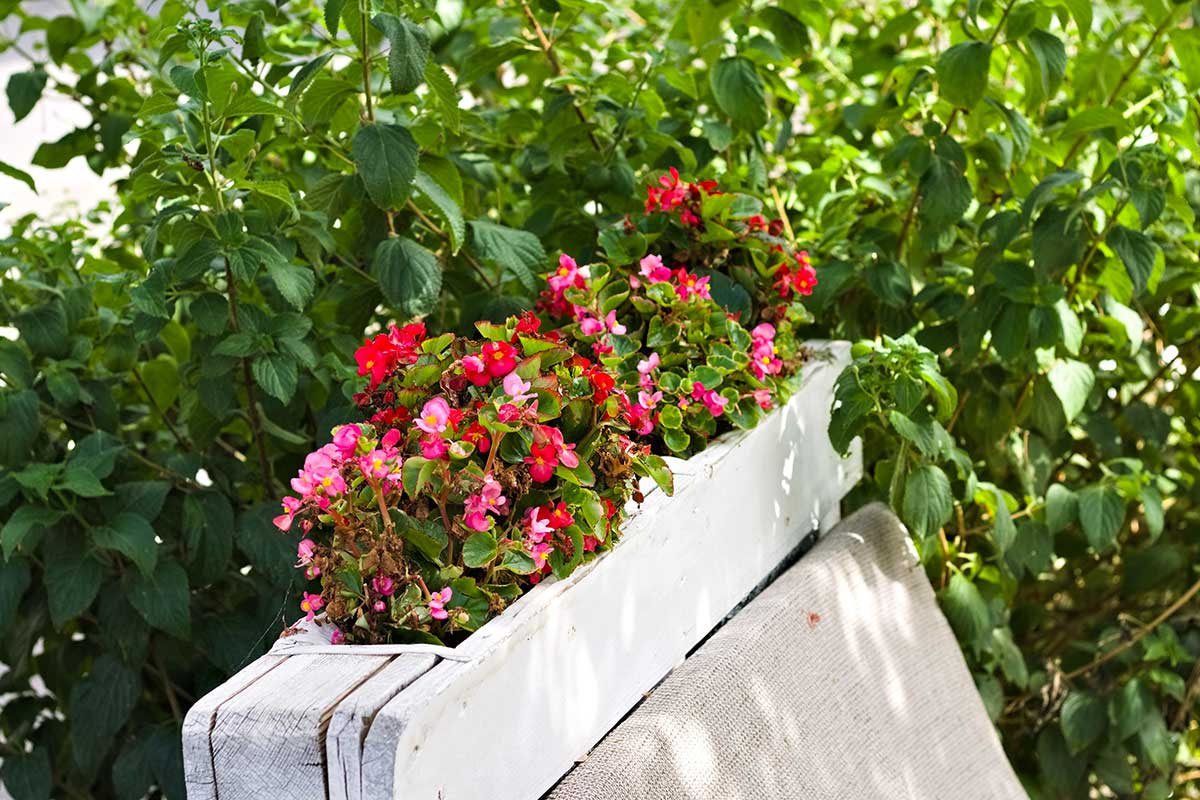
top-left (543, 172), bottom-right (816, 455)
top-left (277, 317), bottom-right (671, 644)
top-left (644, 167), bottom-right (720, 228)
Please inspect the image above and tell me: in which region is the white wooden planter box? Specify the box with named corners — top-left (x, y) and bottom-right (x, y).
top-left (183, 341), bottom-right (862, 800)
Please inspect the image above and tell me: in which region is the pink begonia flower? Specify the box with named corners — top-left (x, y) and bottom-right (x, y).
top-left (750, 323), bottom-right (783, 379)
top-left (675, 269), bottom-right (711, 301)
top-left (525, 440), bottom-right (559, 483)
top-left (639, 254), bottom-right (672, 283)
top-left (637, 352), bottom-right (660, 376)
top-left (301, 592), bottom-right (324, 621)
top-left (529, 541), bottom-right (554, 570)
top-left (359, 448), bottom-right (400, 480)
top-left (330, 628), bottom-right (345, 645)
top-left (691, 384), bottom-right (729, 416)
top-left (638, 390), bottom-right (663, 410)
top-left (464, 474), bottom-right (508, 531)
top-left (752, 322), bottom-right (777, 340)
top-left (498, 403), bottom-right (522, 422)
top-left (373, 600), bottom-right (387, 612)
top-left (420, 433), bottom-right (449, 460)
top-left (372, 575), bottom-right (396, 596)
top-left (429, 587), bottom-right (453, 620)
top-left (548, 254), bottom-right (581, 292)
top-left (753, 389), bottom-right (774, 410)
top-left (579, 315), bottom-right (605, 336)
top-left (415, 396), bottom-right (451, 434)
top-left (332, 424), bottom-right (362, 458)
top-left (304, 564), bottom-right (320, 580)
top-left (274, 496), bottom-right (303, 531)
top-left (290, 450), bottom-right (346, 499)
top-left (604, 310), bottom-right (627, 336)
top-left (503, 373), bottom-right (536, 404)
top-left (464, 510), bottom-right (491, 531)
top-left (524, 506), bottom-right (553, 543)
top-left (295, 538), bottom-right (316, 566)
top-left (381, 428), bottom-right (403, 450)
top-left (538, 426), bottom-right (579, 468)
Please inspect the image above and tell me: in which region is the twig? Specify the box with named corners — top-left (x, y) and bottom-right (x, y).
top-left (1171, 651), bottom-right (1200, 730)
top-left (518, 0), bottom-right (602, 151)
top-left (769, 186), bottom-right (796, 241)
top-left (224, 257), bottom-right (277, 496)
top-left (1060, 5), bottom-right (1182, 167)
top-left (406, 199), bottom-right (498, 289)
top-left (359, 0), bottom-right (375, 122)
top-left (1062, 576), bottom-right (1200, 681)
top-left (38, 402), bottom-right (202, 489)
top-left (131, 365), bottom-right (191, 451)
top-left (1067, 194), bottom-right (1129, 301)
top-left (154, 649), bottom-right (183, 723)
top-left (1128, 345), bottom-right (1187, 407)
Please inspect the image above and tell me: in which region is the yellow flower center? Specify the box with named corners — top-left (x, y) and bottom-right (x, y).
top-left (425, 414), bottom-right (439, 425)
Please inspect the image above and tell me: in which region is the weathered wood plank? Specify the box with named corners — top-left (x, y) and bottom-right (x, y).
top-left (359, 341), bottom-right (861, 800)
top-left (210, 654), bottom-right (393, 800)
top-left (182, 654), bottom-right (285, 800)
top-left (326, 654), bottom-right (438, 800)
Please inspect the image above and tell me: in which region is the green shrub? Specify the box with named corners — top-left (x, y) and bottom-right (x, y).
top-left (0, 0), bottom-right (1197, 797)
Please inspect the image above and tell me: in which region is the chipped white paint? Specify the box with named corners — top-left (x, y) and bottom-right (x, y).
top-left (183, 341), bottom-right (861, 800)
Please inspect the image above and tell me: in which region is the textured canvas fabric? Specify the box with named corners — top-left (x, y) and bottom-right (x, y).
top-left (546, 503), bottom-right (1028, 800)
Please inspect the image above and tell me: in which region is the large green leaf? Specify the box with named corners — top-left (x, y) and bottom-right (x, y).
top-left (126, 560), bottom-right (191, 639)
top-left (371, 13), bottom-right (430, 94)
top-left (709, 57), bottom-right (768, 130)
top-left (252, 351), bottom-right (299, 403)
top-left (44, 543), bottom-right (103, 628)
top-left (1106, 225), bottom-right (1158, 297)
top-left (69, 654), bottom-right (140, 779)
top-left (918, 155), bottom-right (971, 229)
top-left (1047, 359), bottom-right (1094, 424)
top-left (936, 41), bottom-right (992, 107)
top-left (374, 236), bottom-right (442, 317)
top-left (93, 512), bottom-right (159, 578)
top-left (941, 573), bottom-right (989, 646)
top-left (414, 167), bottom-right (465, 253)
top-left (0, 557), bottom-right (31, 635)
top-left (6, 69), bottom-right (47, 123)
top-left (901, 463), bottom-right (954, 541)
top-left (1077, 484), bottom-right (1124, 552)
top-left (352, 123), bottom-right (420, 210)
top-left (1061, 691), bottom-right (1107, 754)
top-left (0, 748), bottom-right (51, 800)
top-left (467, 220), bottom-right (545, 293)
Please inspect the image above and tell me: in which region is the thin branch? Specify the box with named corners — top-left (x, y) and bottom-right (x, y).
top-left (224, 257), bottom-right (277, 496)
top-left (1060, 5), bottom-right (1182, 166)
top-left (39, 402), bottom-right (202, 490)
top-left (1062, 576), bottom-right (1200, 681)
top-left (131, 365), bottom-right (191, 452)
top-left (406, 199), bottom-right (497, 289)
top-left (518, 0), bottom-right (602, 151)
top-left (359, 0), bottom-right (375, 122)
top-left (154, 649), bottom-right (183, 723)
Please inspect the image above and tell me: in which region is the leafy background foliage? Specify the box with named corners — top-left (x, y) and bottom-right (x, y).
top-left (0, 0), bottom-right (1197, 797)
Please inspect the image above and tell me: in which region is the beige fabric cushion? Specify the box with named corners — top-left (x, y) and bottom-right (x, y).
top-left (546, 503), bottom-right (1028, 800)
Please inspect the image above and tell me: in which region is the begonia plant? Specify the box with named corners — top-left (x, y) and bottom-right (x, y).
top-left (540, 172), bottom-right (818, 455)
top-left (273, 315), bottom-right (671, 644)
